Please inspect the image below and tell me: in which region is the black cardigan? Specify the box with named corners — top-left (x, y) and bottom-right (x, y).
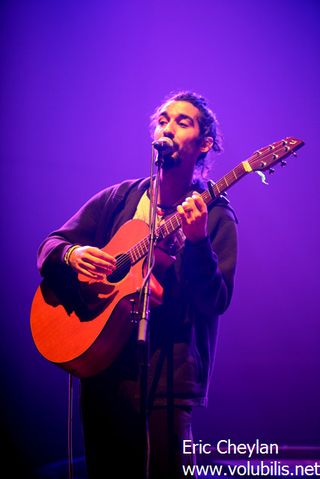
top-left (37, 177), bottom-right (238, 406)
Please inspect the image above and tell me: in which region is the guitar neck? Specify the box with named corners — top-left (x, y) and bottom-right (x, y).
top-left (155, 134), bottom-right (305, 242)
top-left (128, 160), bottom-right (248, 265)
top-left (128, 134), bottom-right (304, 265)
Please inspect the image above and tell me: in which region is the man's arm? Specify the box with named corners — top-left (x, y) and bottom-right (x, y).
top-left (178, 194), bottom-right (238, 316)
top-left (37, 188), bottom-right (115, 278)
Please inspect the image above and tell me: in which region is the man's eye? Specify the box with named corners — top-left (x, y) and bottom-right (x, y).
top-left (158, 119), bottom-right (167, 126)
top-left (179, 122), bottom-right (188, 128)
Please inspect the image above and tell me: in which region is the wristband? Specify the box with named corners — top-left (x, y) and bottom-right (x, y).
top-left (64, 244), bottom-right (80, 266)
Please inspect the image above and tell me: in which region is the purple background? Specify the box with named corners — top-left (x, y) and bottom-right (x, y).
top-left (1, 0), bottom-right (319, 475)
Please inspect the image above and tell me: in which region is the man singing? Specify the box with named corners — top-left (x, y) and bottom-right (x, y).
top-left (37, 91), bottom-right (238, 478)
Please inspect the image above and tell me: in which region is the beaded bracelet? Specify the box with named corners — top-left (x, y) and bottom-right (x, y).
top-left (64, 244), bottom-right (80, 266)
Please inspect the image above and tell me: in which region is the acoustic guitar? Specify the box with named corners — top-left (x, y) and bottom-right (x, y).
top-left (30, 137), bottom-right (304, 377)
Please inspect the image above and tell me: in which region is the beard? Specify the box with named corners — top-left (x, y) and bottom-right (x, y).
top-left (159, 152), bottom-right (182, 170)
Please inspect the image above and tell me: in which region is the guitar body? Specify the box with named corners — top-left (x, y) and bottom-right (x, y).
top-left (30, 219), bottom-right (165, 378)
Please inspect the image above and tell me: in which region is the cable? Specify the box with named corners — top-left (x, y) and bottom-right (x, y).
top-left (67, 373), bottom-right (74, 479)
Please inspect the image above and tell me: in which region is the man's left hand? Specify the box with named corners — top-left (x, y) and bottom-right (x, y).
top-left (177, 192), bottom-right (208, 243)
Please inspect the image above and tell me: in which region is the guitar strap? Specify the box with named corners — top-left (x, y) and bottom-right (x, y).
top-left (105, 177), bottom-right (151, 241)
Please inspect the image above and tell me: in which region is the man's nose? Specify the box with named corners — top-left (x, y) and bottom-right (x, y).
top-left (162, 122), bottom-right (174, 138)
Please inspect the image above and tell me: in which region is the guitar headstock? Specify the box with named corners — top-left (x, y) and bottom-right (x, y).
top-left (247, 137), bottom-right (304, 173)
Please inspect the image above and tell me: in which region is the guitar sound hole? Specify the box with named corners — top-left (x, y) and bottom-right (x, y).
top-left (107, 253), bottom-right (131, 283)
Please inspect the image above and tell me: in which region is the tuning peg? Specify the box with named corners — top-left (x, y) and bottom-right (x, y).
top-left (269, 168), bottom-right (275, 174)
top-left (291, 151), bottom-right (297, 157)
top-left (280, 160), bottom-right (287, 167)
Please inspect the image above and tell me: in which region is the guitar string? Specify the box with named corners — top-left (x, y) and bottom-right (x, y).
top-left (108, 214), bottom-right (181, 275)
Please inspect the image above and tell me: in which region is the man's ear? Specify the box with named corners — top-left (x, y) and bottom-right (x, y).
top-left (200, 136), bottom-right (214, 153)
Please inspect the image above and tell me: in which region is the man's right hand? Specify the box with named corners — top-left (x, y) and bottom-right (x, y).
top-left (68, 246), bottom-right (116, 280)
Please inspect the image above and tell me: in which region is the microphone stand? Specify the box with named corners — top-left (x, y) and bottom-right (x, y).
top-left (137, 144), bottom-right (163, 479)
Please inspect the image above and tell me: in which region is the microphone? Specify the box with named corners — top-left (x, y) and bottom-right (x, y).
top-left (152, 137), bottom-right (174, 155)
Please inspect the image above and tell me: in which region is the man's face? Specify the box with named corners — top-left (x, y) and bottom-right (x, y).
top-left (153, 100), bottom-right (206, 170)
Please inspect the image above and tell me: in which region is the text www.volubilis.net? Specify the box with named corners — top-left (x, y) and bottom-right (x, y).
top-left (182, 460), bottom-right (320, 477)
